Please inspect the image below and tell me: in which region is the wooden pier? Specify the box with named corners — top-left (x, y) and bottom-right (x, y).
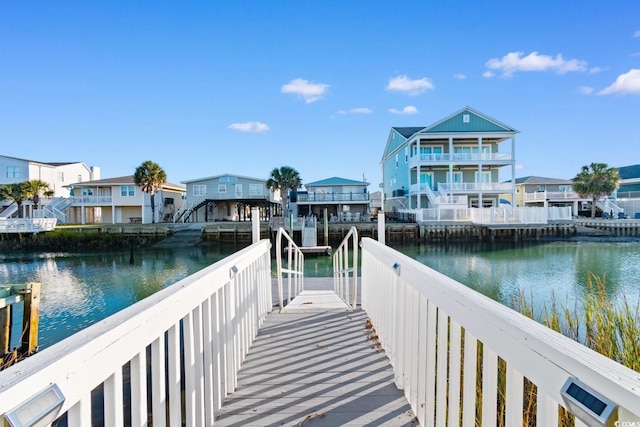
top-left (216, 277), bottom-right (416, 426)
top-left (0, 283), bottom-right (41, 370)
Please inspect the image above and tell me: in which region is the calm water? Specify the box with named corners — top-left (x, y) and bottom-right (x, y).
top-left (1, 240), bottom-right (639, 349)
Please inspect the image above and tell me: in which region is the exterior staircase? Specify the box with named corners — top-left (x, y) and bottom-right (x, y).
top-left (43, 197), bottom-right (73, 224)
top-left (0, 203), bottom-right (17, 218)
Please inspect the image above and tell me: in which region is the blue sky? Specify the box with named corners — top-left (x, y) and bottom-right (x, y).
top-left (1, 1), bottom-right (639, 189)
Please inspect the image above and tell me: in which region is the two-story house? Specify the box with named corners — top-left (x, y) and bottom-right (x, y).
top-left (295, 177), bottom-right (370, 221)
top-left (614, 164), bottom-right (640, 218)
top-left (179, 174), bottom-right (279, 222)
top-left (0, 154), bottom-right (98, 218)
top-left (381, 107), bottom-right (518, 216)
top-left (514, 176), bottom-right (588, 217)
top-left (65, 176), bottom-right (185, 224)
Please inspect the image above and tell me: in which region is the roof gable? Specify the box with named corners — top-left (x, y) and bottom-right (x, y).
top-left (421, 107), bottom-right (519, 134)
top-left (382, 128), bottom-right (423, 162)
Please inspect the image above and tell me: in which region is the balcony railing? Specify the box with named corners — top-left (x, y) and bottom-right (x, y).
top-left (71, 196), bottom-right (113, 205)
top-left (296, 193), bottom-right (369, 203)
top-left (409, 152), bottom-right (513, 166)
top-left (525, 191), bottom-right (582, 202)
top-left (436, 182), bottom-right (514, 192)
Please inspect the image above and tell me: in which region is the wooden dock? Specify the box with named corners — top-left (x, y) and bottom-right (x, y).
top-left (217, 279), bottom-right (416, 426)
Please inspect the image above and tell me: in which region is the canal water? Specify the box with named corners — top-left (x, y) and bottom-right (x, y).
top-left (1, 240), bottom-right (639, 350)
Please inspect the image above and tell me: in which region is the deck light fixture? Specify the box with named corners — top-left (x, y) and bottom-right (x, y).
top-left (229, 265), bottom-right (239, 279)
top-left (3, 384), bottom-right (65, 427)
top-left (392, 262), bottom-right (401, 276)
top-left (560, 377), bottom-right (618, 427)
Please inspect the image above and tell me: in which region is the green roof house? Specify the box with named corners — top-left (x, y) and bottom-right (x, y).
top-left (381, 107), bottom-right (518, 215)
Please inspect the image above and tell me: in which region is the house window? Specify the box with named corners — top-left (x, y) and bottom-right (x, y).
top-left (395, 154), bottom-right (399, 168)
top-left (121, 185), bottom-right (135, 197)
top-left (419, 146), bottom-right (443, 160)
top-left (218, 184), bottom-right (227, 193)
top-left (83, 188), bottom-right (94, 196)
top-left (235, 184), bottom-right (242, 197)
top-left (559, 185), bottom-right (572, 192)
top-left (193, 185), bottom-right (206, 196)
top-left (463, 114), bottom-right (470, 123)
top-left (249, 184), bottom-right (262, 196)
top-left (77, 175), bottom-right (83, 182)
top-left (5, 166), bottom-right (20, 178)
top-left (405, 147), bottom-right (408, 162)
top-left (537, 185), bottom-right (546, 192)
top-left (57, 171), bottom-right (64, 182)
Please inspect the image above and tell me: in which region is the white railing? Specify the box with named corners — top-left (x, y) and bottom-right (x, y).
top-left (70, 196), bottom-right (113, 204)
top-left (0, 204), bottom-right (17, 218)
top-left (0, 240), bottom-right (272, 426)
top-left (410, 152), bottom-right (513, 164)
top-left (333, 226), bottom-right (359, 309)
top-left (276, 227), bottom-right (304, 310)
top-left (525, 191), bottom-right (582, 202)
top-left (296, 193), bottom-right (369, 202)
top-left (404, 206), bottom-right (572, 224)
top-left (360, 238), bottom-right (640, 426)
top-left (438, 182), bottom-right (515, 192)
top-left (0, 218), bottom-right (57, 233)
top-left (42, 197), bottom-right (71, 223)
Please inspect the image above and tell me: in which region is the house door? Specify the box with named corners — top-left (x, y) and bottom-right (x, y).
top-left (419, 172), bottom-right (433, 190)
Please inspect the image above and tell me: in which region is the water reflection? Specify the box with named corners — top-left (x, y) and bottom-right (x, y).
top-left (1, 240), bottom-right (639, 349)
top-left (0, 245), bottom-right (242, 348)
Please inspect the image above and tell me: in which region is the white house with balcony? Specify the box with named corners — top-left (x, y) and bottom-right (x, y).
top-left (294, 177), bottom-right (370, 221)
top-left (0, 154), bottom-right (99, 219)
top-left (64, 176), bottom-right (185, 224)
top-left (515, 176), bottom-right (590, 217)
top-left (178, 174), bottom-right (279, 222)
top-left (381, 107), bottom-right (518, 216)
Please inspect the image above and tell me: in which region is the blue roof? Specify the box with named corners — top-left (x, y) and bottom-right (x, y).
top-left (305, 177), bottom-right (369, 187)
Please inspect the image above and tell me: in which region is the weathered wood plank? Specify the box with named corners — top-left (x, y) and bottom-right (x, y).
top-left (215, 309), bottom-right (416, 426)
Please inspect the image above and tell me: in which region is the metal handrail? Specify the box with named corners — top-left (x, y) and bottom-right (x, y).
top-left (275, 227), bottom-right (304, 310)
top-left (333, 226), bottom-right (358, 309)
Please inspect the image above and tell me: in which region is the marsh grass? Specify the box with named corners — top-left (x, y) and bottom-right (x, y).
top-left (458, 273), bottom-right (639, 426)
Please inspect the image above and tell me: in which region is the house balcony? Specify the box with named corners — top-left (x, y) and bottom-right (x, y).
top-left (409, 152), bottom-right (513, 168)
top-left (70, 196), bottom-right (113, 205)
top-left (438, 182), bottom-right (514, 193)
top-left (524, 191), bottom-right (583, 203)
top-left (296, 193), bottom-right (369, 203)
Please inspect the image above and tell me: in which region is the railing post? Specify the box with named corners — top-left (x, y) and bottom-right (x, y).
top-left (20, 283), bottom-right (40, 355)
top-left (378, 213), bottom-right (385, 245)
top-left (251, 207), bottom-right (260, 243)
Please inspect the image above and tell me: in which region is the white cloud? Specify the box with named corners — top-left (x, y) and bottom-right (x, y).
top-left (388, 106), bottom-right (419, 115)
top-left (632, 52), bottom-right (640, 57)
top-left (335, 107), bottom-right (373, 116)
top-left (453, 73), bottom-right (467, 80)
top-left (598, 69), bottom-right (640, 95)
top-left (386, 75), bottom-right (434, 96)
top-left (484, 51), bottom-right (588, 77)
top-left (482, 71), bottom-right (495, 78)
top-left (228, 121), bottom-right (270, 133)
top-left (588, 66), bottom-right (606, 74)
top-left (634, 30), bottom-right (640, 38)
top-left (281, 78), bottom-right (329, 103)
top-left (578, 86), bottom-right (594, 95)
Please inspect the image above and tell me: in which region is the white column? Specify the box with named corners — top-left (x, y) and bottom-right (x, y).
top-left (511, 135), bottom-right (517, 207)
top-left (251, 207), bottom-right (260, 243)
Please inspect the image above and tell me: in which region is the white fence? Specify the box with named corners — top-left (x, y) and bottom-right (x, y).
top-left (333, 226), bottom-right (358, 309)
top-left (407, 206), bottom-right (572, 224)
top-left (0, 240), bottom-right (272, 426)
top-left (361, 238), bottom-right (640, 426)
top-left (0, 218), bottom-right (57, 233)
top-left (275, 227), bottom-right (304, 309)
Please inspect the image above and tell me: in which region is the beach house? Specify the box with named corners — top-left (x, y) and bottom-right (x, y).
top-left (381, 107), bottom-right (518, 218)
top-left (514, 176), bottom-right (589, 217)
top-left (614, 164), bottom-right (640, 218)
top-left (295, 177), bottom-right (370, 221)
top-left (64, 176), bottom-right (185, 224)
top-left (177, 174), bottom-right (279, 222)
top-left (0, 154), bottom-right (98, 218)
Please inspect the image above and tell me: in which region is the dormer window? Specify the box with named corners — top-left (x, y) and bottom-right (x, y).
top-left (463, 114), bottom-right (470, 123)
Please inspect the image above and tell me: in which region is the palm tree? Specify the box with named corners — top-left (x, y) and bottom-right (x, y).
top-left (24, 180), bottom-right (52, 211)
top-left (0, 182), bottom-right (30, 218)
top-left (133, 160), bottom-right (167, 223)
top-left (266, 166), bottom-right (302, 216)
top-left (572, 162), bottom-right (620, 218)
